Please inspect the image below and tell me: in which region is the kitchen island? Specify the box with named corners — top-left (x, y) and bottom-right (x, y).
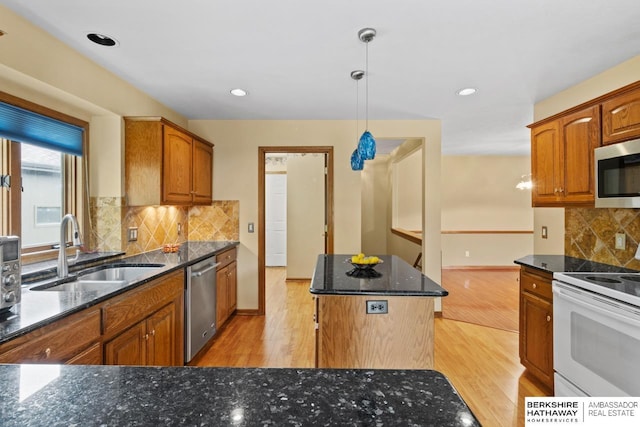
top-left (310, 254), bottom-right (447, 369)
top-left (0, 364), bottom-right (479, 426)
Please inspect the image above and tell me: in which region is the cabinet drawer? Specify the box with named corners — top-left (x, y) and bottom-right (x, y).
top-left (217, 247), bottom-right (237, 269)
top-left (0, 308), bottom-right (101, 364)
top-left (520, 268), bottom-right (553, 300)
top-left (102, 270), bottom-right (183, 337)
top-left (66, 342), bottom-right (103, 365)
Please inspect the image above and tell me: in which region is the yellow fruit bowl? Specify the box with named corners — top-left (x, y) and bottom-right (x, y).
top-left (347, 255), bottom-right (383, 270)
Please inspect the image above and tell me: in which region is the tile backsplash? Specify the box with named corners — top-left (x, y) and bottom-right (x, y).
top-left (90, 198), bottom-right (239, 255)
top-left (565, 207), bottom-right (640, 270)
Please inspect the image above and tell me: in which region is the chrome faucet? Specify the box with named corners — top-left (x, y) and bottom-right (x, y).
top-left (57, 213), bottom-right (83, 278)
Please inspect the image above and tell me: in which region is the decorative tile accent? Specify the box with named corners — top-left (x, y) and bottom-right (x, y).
top-left (90, 199), bottom-right (239, 255)
top-left (565, 208), bottom-right (640, 270)
top-left (188, 201), bottom-right (240, 241)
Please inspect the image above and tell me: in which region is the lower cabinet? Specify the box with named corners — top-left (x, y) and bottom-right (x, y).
top-left (102, 270), bottom-right (184, 366)
top-left (216, 248), bottom-right (237, 329)
top-left (519, 266), bottom-right (554, 391)
top-left (105, 303), bottom-right (176, 366)
top-left (0, 307), bottom-right (102, 365)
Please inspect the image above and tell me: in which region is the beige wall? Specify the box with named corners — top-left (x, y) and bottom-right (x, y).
top-left (361, 156), bottom-right (389, 255)
top-left (532, 54), bottom-right (640, 254)
top-left (441, 156), bottom-right (534, 266)
top-left (286, 154), bottom-right (325, 279)
top-left (189, 120), bottom-right (441, 310)
top-left (393, 148), bottom-right (422, 230)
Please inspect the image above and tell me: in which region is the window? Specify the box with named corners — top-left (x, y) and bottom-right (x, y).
top-left (0, 92), bottom-right (88, 258)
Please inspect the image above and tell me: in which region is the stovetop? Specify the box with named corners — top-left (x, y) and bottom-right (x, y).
top-left (554, 271), bottom-right (640, 307)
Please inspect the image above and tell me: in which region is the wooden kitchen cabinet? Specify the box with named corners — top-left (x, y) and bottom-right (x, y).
top-left (530, 105), bottom-right (600, 206)
top-left (216, 247), bottom-right (237, 329)
top-left (519, 266), bottom-right (554, 392)
top-left (602, 86), bottom-right (640, 145)
top-left (0, 307), bottom-right (102, 365)
top-left (102, 270), bottom-right (184, 366)
top-left (125, 117), bottom-right (214, 206)
top-left (104, 303), bottom-right (177, 366)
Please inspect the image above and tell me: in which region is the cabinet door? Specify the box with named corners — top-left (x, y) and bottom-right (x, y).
top-left (228, 261), bottom-right (237, 313)
top-left (192, 139), bottom-right (213, 205)
top-left (520, 291), bottom-right (554, 389)
top-left (66, 342), bottom-right (102, 365)
top-left (216, 266), bottom-right (229, 327)
top-left (602, 88), bottom-right (640, 145)
top-left (162, 125), bottom-right (193, 204)
top-left (531, 121), bottom-right (561, 206)
top-left (105, 322), bottom-right (147, 365)
top-left (146, 303), bottom-right (176, 366)
top-left (560, 106), bottom-right (600, 204)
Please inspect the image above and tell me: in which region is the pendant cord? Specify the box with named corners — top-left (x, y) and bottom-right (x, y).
top-left (356, 77), bottom-right (360, 140)
top-left (365, 41), bottom-right (369, 131)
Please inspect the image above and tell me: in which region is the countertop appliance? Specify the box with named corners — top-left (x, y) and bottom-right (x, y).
top-left (552, 271), bottom-right (640, 396)
top-left (595, 137), bottom-right (640, 208)
top-left (0, 236), bottom-right (21, 312)
top-left (185, 254), bottom-right (219, 363)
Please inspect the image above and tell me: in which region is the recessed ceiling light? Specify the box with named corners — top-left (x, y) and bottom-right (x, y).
top-left (456, 87), bottom-right (477, 96)
top-left (230, 88), bottom-right (248, 97)
top-left (86, 33), bottom-right (118, 47)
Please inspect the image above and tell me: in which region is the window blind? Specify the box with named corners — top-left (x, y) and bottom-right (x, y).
top-left (0, 101), bottom-right (84, 156)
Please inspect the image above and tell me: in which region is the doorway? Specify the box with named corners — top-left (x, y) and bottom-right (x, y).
top-left (258, 146), bottom-right (334, 315)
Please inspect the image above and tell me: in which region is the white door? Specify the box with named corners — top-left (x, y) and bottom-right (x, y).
top-left (266, 174), bottom-right (287, 266)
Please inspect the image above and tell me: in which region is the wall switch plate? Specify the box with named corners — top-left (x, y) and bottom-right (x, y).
top-left (248, 222), bottom-right (255, 233)
top-left (541, 226), bottom-right (548, 239)
top-left (366, 300), bottom-right (388, 314)
top-left (128, 227), bottom-right (138, 242)
top-left (464, 250), bottom-right (470, 257)
top-left (615, 233), bottom-right (626, 249)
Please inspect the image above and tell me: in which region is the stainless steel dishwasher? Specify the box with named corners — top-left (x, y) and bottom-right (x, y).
top-left (185, 255), bottom-right (219, 362)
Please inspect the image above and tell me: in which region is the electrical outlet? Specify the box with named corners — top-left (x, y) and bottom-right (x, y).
top-left (615, 233), bottom-right (626, 250)
top-left (128, 227), bottom-right (138, 242)
top-left (366, 300), bottom-right (388, 314)
top-left (542, 226), bottom-right (548, 239)
top-left (465, 250), bottom-right (470, 257)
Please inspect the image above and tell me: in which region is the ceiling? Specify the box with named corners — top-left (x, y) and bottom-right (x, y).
top-left (2, 0), bottom-right (640, 155)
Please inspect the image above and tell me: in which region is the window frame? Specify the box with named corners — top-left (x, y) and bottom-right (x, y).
top-left (0, 91), bottom-right (89, 262)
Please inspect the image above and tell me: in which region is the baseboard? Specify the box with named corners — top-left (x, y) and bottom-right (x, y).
top-left (285, 278), bottom-right (311, 282)
top-left (235, 309), bottom-right (260, 316)
top-left (442, 265), bottom-right (520, 271)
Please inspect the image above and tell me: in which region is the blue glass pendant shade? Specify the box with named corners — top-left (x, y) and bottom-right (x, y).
top-left (357, 130), bottom-right (376, 160)
top-left (351, 148), bottom-right (364, 170)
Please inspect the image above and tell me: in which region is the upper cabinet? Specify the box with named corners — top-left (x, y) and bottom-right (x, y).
top-left (602, 86), bottom-right (640, 145)
top-left (125, 117), bottom-right (214, 206)
top-left (531, 106), bottom-right (600, 207)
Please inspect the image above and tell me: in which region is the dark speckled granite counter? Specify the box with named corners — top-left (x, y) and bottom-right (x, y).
top-left (0, 364), bottom-right (479, 426)
top-left (514, 255), bottom-right (638, 274)
top-left (0, 241), bottom-right (238, 345)
top-left (310, 254), bottom-right (448, 296)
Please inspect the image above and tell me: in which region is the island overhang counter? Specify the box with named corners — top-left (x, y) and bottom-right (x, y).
top-left (310, 254), bottom-right (448, 370)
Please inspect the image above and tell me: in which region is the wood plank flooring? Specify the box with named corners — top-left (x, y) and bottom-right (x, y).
top-left (442, 268), bottom-right (520, 332)
top-left (197, 267), bottom-right (550, 426)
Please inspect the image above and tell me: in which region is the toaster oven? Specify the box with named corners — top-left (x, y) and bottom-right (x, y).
top-left (0, 236), bottom-right (21, 312)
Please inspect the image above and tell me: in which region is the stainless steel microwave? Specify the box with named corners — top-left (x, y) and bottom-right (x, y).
top-left (595, 138), bottom-right (640, 208)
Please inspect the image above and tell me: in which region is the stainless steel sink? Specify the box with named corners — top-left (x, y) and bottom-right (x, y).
top-left (30, 263), bottom-right (165, 292)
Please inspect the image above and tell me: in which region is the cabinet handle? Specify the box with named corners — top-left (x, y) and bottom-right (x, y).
top-left (150, 329), bottom-right (155, 336)
top-left (144, 333), bottom-right (149, 340)
top-left (532, 283), bottom-right (537, 289)
top-left (546, 315), bottom-right (551, 322)
top-left (44, 347), bottom-right (51, 358)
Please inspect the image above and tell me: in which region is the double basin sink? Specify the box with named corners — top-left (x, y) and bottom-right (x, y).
top-left (28, 264), bottom-right (166, 293)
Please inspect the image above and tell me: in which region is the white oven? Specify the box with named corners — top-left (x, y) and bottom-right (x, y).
top-left (553, 280), bottom-right (640, 396)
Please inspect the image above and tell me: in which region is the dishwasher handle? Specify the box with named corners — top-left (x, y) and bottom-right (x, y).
top-left (191, 262), bottom-right (220, 278)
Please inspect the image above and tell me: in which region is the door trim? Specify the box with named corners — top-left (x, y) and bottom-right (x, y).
top-left (258, 146), bottom-right (334, 315)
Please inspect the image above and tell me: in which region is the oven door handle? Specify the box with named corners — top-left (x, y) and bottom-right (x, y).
top-left (554, 286), bottom-right (640, 326)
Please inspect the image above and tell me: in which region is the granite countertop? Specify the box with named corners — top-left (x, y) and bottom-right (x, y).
top-left (310, 254), bottom-right (448, 296)
top-left (0, 241), bottom-right (239, 345)
top-left (0, 364), bottom-right (479, 427)
top-left (514, 254), bottom-right (638, 274)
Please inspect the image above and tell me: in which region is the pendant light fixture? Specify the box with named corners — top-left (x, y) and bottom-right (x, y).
top-left (356, 27), bottom-right (376, 161)
top-left (350, 70), bottom-right (365, 171)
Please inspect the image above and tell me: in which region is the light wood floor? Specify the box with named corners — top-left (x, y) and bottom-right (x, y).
top-left (197, 267), bottom-right (550, 426)
top-left (442, 268), bottom-right (520, 332)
